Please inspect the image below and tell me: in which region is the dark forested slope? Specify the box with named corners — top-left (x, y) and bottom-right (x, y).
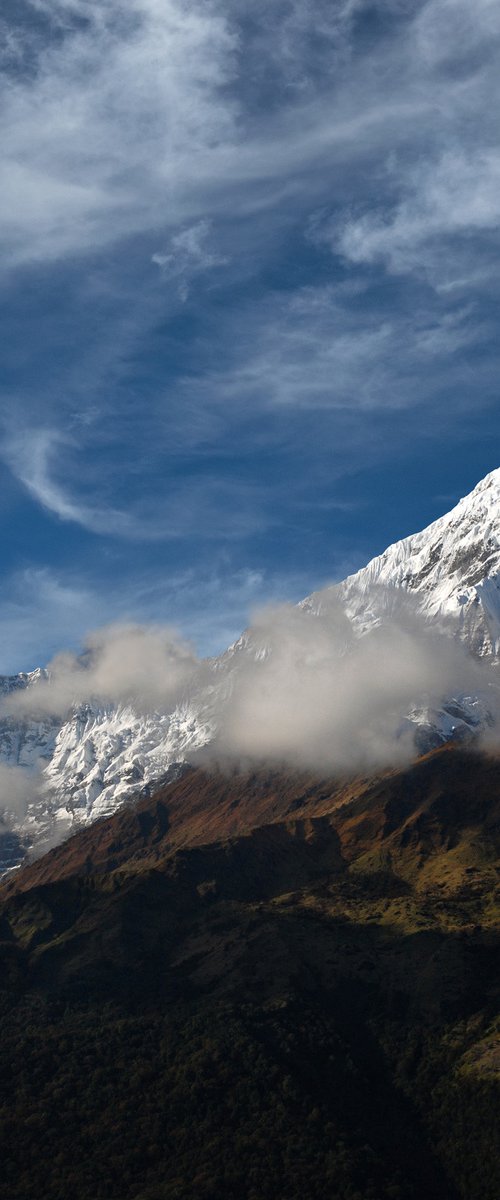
top-left (0, 748), bottom-right (499, 1200)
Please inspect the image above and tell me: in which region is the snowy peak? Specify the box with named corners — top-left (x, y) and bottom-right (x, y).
top-left (0, 668), bottom-right (49, 696)
top-left (304, 469), bottom-right (500, 657)
top-left (2, 467), bottom-right (500, 871)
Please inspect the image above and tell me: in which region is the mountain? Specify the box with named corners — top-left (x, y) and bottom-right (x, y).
top-left (1, 746), bottom-right (499, 1200)
top-left (305, 466), bottom-right (500, 655)
top-left (2, 468), bottom-right (500, 868)
top-left (2, 478), bottom-right (499, 1200)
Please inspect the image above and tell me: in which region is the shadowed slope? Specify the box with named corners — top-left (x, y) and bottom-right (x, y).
top-left (4, 746), bottom-right (500, 897)
top-left (0, 748), bottom-right (499, 1200)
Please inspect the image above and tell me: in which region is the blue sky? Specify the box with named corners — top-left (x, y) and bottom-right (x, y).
top-left (1, 0), bottom-right (499, 672)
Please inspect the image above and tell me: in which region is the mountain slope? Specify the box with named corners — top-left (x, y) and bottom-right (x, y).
top-left (4, 745), bottom-right (500, 898)
top-left (0, 748), bottom-right (498, 1200)
top-left (305, 467), bottom-right (500, 654)
top-left (2, 468), bottom-right (500, 864)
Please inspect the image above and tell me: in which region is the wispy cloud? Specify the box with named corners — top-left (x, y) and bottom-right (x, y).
top-left (0, 0), bottom-right (466, 270)
top-left (152, 219), bottom-right (227, 300)
top-left (1, 424), bottom-right (271, 541)
top-left (0, 567), bottom-right (104, 673)
top-left (189, 284), bottom-right (493, 416)
top-left (336, 149), bottom-right (500, 283)
top-left (0, 0), bottom-right (499, 669)
top-left (0, 0), bottom-right (238, 266)
top-left (0, 559), bottom-right (321, 672)
top-left (322, 0), bottom-right (500, 292)
top-left (2, 428), bottom-right (140, 536)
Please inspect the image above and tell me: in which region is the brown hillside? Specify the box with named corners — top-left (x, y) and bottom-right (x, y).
top-left (3, 745), bottom-right (500, 898)
top-left (0, 746), bottom-right (499, 1200)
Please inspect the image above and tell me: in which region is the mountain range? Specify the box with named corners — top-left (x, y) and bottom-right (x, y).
top-left (2, 467), bottom-right (500, 870)
top-left (1, 470), bottom-right (500, 1199)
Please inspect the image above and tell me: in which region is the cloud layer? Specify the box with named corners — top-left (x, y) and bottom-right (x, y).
top-left (3, 595), bottom-right (496, 776)
top-left (5, 623), bottom-right (201, 717)
top-left (216, 597), bottom-right (494, 771)
top-left (0, 762), bottom-right (36, 821)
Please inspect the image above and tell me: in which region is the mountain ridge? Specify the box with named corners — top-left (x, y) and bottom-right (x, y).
top-left (2, 468), bottom-right (500, 868)
top-left (4, 744), bottom-right (499, 900)
top-left (304, 467), bottom-right (500, 653)
top-left (0, 744), bottom-right (498, 1200)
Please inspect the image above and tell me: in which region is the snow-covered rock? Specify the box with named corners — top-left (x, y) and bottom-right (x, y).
top-left (304, 467), bottom-right (500, 656)
top-left (2, 468), bottom-right (500, 869)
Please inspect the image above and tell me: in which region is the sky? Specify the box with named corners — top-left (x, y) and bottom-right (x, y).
top-left (0, 0), bottom-right (499, 673)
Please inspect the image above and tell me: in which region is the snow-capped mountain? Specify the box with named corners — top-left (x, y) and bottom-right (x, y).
top-left (2, 468), bottom-right (500, 871)
top-left (304, 466), bottom-right (500, 657)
